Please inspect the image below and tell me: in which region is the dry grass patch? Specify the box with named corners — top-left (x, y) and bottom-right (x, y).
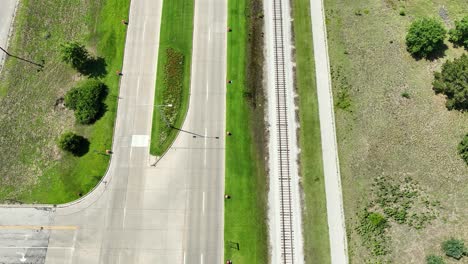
top-left (324, 0), bottom-right (468, 263)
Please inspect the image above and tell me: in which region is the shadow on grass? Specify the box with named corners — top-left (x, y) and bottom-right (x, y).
top-left (80, 57), bottom-right (107, 78)
top-left (72, 137), bottom-right (90, 157)
top-left (411, 44), bottom-right (448, 61)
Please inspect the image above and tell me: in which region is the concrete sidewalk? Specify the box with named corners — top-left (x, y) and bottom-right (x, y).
top-left (309, 0), bottom-right (349, 263)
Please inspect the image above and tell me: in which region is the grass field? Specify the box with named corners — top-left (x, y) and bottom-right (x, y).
top-left (149, 0), bottom-right (194, 156)
top-left (224, 0), bottom-right (269, 263)
top-left (324, 0), bottom-right (468, 262)
top-left (291, 0), bottom-right (331, 262)
top-left (0, 0), bottom-right (130, 203)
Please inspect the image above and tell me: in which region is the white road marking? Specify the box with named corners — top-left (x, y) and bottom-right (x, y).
top-left (136, 77), bottom-right (141, 100)
top-left (200, 253), bottom-right (204, 264)
top-left (183, 252), bottom-right (186, 264)
top-left (206, 83), bottom-right (209, 101)
top-left (204, 127), bottom-right (208, 166)
top-left (123, 207), bottom-right (127, 228)
top-left (202, 191), bottom-right (206, 214)
top-left (131, 135), bottom-right (150, 147)
top-left (208, 28), bottom-right (211, 41)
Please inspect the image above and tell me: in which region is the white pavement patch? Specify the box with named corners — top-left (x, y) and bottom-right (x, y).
top-left (131, 135), bottom-right (149, 147)
top-left (310, 0), bottom-right (349, 262)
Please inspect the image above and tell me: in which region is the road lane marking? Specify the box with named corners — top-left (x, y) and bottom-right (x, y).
top-left (200, 253), bottom-right (204, 264)
top-left (202, 191), bottom-right (206, 214)
top-left (204, 127), bottom-right (208, 166)
top-left (0, 225), bottom-right (77, 230)
top-left (183, 251), bottom-right (186, 264)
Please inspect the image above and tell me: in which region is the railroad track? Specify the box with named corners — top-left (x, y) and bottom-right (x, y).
top-left (272, 0), bottom-right (295, 262)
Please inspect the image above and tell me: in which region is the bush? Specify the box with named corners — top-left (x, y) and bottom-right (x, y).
top-left (64, 79), bottom-right (107, 124)
top-left (357, 210), bottom-right (389, 256)
top-left (58, 132), bottom-right (89, 156)
top-left (432, 54), bottom-right (468, 111)
top-left (459, 134), bottom-right (468, 165)
top-left (60, 42), bottom-right (90, 71)
top-left (406, 18), bottom-right (446, 58)
top-left (426, 255), bottom-right (445, 264)
top-left (449, 15), bottom-right (468, 49)
top-left (442, 238), bottom-right (466, 260)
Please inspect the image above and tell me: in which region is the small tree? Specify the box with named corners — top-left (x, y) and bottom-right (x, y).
top-left (64, 79), bottom-right (107, 124)
top-left (406, 18), bottom-right (446, 58)
top-left (449, 15), bottom-right (468, 49)
top-left (458, 134), bottom-right (468, 165)
top-left (60, 42), bottom-right (90, 71)
top-left (433, 54), bottom-right (468, 111)
top-left (442, 238), bottom-right (465, 260)
top-left (58, 132), bottom-right (89, 156)
top-left (426, 255), bottom-right (445, 264)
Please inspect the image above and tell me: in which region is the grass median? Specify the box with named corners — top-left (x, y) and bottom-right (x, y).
top-left (149, 0), bottom-right (194, 156)
top-left (291, 0), bottom-right (331, 262)
top-left (224, 0), bottom-right (268, 263)
top-left (0, 0), bottom-right (130, 203)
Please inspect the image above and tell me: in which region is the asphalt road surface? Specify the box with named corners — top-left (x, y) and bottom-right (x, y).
top-left (310, 0), bottom-right (349, 262)
top-left (0, 0), bottom-right (226, 263)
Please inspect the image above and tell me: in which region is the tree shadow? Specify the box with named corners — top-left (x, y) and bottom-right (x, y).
top-left (411, 43), bottom-right (448, 61)
top-left (72, 137), bottom-right (90, 157)
top-left (80, 57), bottom-right (107, 78)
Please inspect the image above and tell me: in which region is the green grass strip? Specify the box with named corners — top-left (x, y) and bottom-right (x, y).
top-left (149, 0), bottom-right (194, 156)
top-left (292, 0), bottom-right (331, 262)
top-left (224, 0), bottom-right (268, 263)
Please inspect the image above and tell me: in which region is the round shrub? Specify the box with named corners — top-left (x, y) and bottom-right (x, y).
top-left (442, 238), bottom-right (465, 260)
top-left (406, 18), bottom-right (446, 58)
top-left (60, 42), bottom-right (90, 71)
top-left (64, 79), bottom-right (107, 124)
top-left (426, 255), bottom-right (445, 264)
top-left (58, 132), bottom-right (89, 156)
top-left (458, 134), bottom-right (468, 165)
top-left (432, 54), bottom-right (468, 111)
top-left (449, 15), bottom-right (468, 49)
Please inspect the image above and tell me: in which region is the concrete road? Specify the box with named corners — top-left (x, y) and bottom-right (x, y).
top-left (0, 0), bottom-right (226, 263)
top-left (309, 0), bottom-right (349, 263)
top-left (0, 0), bottom-right (18, 70)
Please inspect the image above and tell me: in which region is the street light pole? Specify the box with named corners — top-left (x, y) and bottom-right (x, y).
top-left (0, 45), bottom-right (44, 68)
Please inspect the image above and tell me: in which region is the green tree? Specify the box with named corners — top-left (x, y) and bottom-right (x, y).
top-left (433, 54), bottom-right (468, 111)
top-left (58, 132), bottom-right (89, 156)
top-left (458, 134), bottom-right (468, 165)
top-left (426, 255), bottom-right (445, 264)
top-left (64, 79), bottom-right (107, 124)
top-left (442, 238), bottom-right (465, 260)
top-left (449, 15), bottom-right (468, 49)
top-left (60, 42), bottom-right (90, 71)
top-left (406, 18), bottom-right (446, 58)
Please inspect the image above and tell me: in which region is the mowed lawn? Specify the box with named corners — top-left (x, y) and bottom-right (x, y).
top-left (291, 0), bottom-right (331, 262)
top-left (224, 0), bottom-right (268, 263)
top-left (0, 0), bottom-right (130, 203)
top-left (149, 0), bottom-right (194, 156)
top-left (324, 0), bottom-right (468, 262)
